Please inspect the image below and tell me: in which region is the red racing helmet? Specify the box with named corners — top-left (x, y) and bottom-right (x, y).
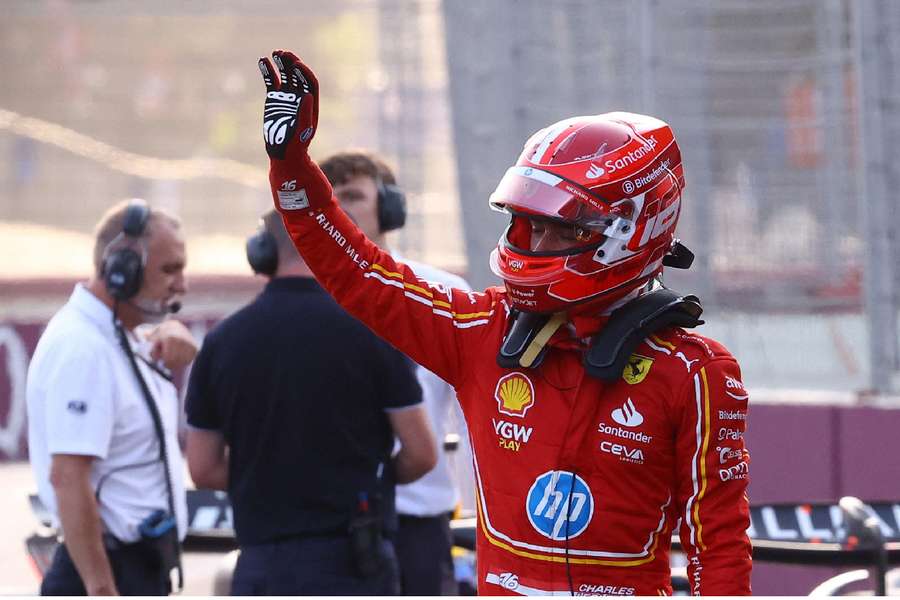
top-left (489, 112), bottom-right (686, 314)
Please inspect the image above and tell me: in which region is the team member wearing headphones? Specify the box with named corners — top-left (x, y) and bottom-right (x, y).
top-left (320, 150), bottom-right (473, 595)
top-left (183, 209), bottom-right (436, 595)
top-left (26, 199), bottom-right (196, 595)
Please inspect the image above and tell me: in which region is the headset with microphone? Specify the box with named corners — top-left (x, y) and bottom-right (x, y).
top-left (102, 200), bottom-right (181, 315)
top-left (246, 180), bottom-right (407, 276)
top-left (102, 200), bottom-right (151, 301)
top-left (102, 200), bottom-right (185, 590)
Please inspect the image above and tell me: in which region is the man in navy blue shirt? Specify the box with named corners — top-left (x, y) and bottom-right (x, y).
top-left (184, 209), bottom-right (436, 595)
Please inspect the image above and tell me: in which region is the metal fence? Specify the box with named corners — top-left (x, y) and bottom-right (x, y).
top-left (442, 0), bottom-right (899, 395)
top-left (0, 0), bottom-right (897, 394)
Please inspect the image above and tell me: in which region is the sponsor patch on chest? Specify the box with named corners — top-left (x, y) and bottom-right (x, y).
top-left (495, 372), bottom-right (536, 417)
top-left (526, 471), bottom-right (594, 540)
top-left (492, 418), bottom-right (533, 452)
top-left (622, 354), bottom-right (653, 384)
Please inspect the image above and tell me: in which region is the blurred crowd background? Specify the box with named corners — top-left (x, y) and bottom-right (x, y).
top-left (0, 0), bottom-right (462, 275)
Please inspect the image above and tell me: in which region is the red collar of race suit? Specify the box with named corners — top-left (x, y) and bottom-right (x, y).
top-left (548, 315), bottom-right (608, 350)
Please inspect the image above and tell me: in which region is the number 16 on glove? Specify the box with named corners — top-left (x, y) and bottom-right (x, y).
top-left (258, 50), bottom-right (331, 212)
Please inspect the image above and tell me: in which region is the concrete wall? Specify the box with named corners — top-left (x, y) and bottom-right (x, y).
top-left (745, 403), bottom-right (900, 594)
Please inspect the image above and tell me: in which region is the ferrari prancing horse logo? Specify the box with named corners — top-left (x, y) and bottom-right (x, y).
top-left (623, 354), bottom-right (654, 385)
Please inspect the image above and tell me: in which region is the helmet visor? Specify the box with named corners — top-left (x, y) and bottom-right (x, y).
top-left (489, 166), bottom-right (619, 228)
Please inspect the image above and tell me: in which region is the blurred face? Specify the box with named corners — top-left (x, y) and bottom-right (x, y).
top-left (528, 218), bottom-right (596, 253)
top-left (130, 218), bottom-right (187, 322)
top-left (333, 174), bottom-right (381, 240)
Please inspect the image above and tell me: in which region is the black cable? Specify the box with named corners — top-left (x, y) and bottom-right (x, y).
top-left (565, 471), bottom-right (575, 596)
top-left (136, 354), bottom-right (174, 383)
top-left (113, 305), bottom-right (183, 591)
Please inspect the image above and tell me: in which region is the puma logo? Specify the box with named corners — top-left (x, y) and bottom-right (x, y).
top-left (676, 351), bottom-right (699, 372)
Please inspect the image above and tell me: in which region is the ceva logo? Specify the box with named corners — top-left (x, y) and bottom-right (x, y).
top-left (611, 398), bottom-right (644, 427)
top-left (600, 441), bottom-right (645, 464)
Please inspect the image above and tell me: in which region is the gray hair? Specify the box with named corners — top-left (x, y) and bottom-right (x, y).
top-left (92, 199), bottom-right (181, 276)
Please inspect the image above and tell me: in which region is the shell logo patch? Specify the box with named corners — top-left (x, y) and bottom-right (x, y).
top-left (495, 372), bottom-right (535, 418)
top-left (622, 354), bottom-right (654, 385)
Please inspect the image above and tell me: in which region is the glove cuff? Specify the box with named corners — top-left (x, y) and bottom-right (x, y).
top-left (269, 154), bottom-right (334, 214)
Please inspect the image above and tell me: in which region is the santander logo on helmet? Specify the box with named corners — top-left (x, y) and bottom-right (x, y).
top-left (585, 163), bottom-right (605, 179)
top-left (489, 112), bottom-right (688, 314)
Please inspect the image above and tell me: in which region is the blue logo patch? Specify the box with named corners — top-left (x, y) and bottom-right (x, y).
top-left (526, 471), bottom-right (594, 540)
top-left (67, 400), bottom-right (87, 414)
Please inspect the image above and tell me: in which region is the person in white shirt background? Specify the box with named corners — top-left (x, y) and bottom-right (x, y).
top-left (320, 150), bottom-right (473, 595)
top-left (26, 199), bottom-right (196, 596)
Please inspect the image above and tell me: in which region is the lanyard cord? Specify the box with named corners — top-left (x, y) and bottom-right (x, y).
top-left (113, 307), bottom-right (183, 591)
top-left (565, 472), bottom-right (575, 596)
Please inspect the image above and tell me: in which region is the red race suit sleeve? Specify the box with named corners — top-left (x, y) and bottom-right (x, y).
top-left (281, 197), bottom-right (500, 390)
top-left (675, 356), bottom-right (752, 595)
top-left (259, 50), bottom-right (501, 390)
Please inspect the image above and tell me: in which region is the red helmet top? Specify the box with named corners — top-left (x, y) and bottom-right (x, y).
top-left (489, 112), bottom-right (685, 314)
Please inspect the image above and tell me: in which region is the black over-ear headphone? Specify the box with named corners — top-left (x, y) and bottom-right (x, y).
top-left (246, 222), bottom-right (279, 277)
top-left (246, 178), bottom-right (406, 276)
top-left (377, 180), bottom-right (407, 232)
top-left (103, 200), bottom-right (150, 301)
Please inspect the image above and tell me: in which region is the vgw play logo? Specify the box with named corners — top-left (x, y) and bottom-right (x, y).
top-left (526, 471), bottom-right (594, 540)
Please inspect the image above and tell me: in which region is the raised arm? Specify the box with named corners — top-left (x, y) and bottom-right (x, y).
top-left (256, 50), bottom-right (500, 387)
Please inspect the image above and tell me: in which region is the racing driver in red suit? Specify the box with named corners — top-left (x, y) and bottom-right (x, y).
top-left (257, 50), bottom-right (752, 596)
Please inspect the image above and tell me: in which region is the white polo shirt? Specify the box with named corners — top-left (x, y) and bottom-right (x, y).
top-left (393, 258), bottom-right (474, 517)
top-left (26, 284), bottom-right (187, 542)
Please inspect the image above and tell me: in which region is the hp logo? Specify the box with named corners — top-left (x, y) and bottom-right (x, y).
top-left (526, 471), bottom-right (594, 540)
